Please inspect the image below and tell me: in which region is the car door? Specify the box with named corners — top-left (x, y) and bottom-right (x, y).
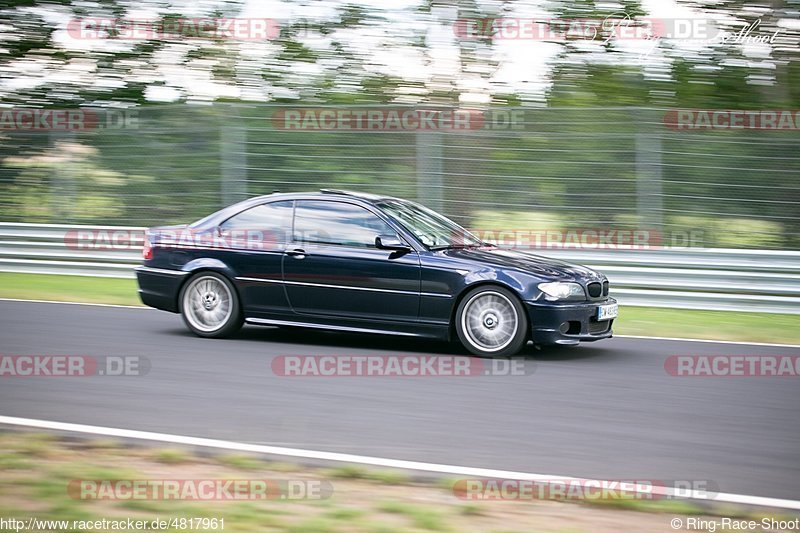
top-left (283, 199), bottom-right (421, 322)
top-left (216, 200), bottom-right (293, 316)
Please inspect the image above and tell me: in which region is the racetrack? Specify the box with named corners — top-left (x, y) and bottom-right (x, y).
top-left (1, 300), bottom-right (798, 501)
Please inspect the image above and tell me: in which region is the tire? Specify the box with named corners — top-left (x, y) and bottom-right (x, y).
top-left (179, 272), bottom-right (243, 338)
top-left (455, 286), bottom-right (528, 357)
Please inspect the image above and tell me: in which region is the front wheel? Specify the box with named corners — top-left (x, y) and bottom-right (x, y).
top-left (179, 272), bottom-right (243, 338)
top-left (455, 286), bottom-right (528, 357)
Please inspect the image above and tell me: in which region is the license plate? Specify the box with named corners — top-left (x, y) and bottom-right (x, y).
top-left (597, 303), bottom-right (618, 321)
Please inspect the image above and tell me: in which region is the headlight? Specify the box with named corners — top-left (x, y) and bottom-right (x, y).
top-left (538, 282), bottom-right (585, 301)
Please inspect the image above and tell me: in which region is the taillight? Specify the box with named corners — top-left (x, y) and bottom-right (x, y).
top-left (143, 236), bottom-right (153, 260)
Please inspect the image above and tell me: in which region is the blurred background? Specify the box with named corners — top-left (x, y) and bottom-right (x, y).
top-left (0, 0), bottom-right (799, 249)
top-left (2, 3), bottom-right (800, 529)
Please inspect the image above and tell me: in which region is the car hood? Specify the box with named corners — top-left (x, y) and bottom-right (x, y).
top-left (438, 247), bottom-right (602, 281)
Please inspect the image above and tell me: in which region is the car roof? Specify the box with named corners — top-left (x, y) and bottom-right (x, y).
top-left (248, 189), bottom-right (399, 205)
top-left (189, 190), bottom-right (404, 229)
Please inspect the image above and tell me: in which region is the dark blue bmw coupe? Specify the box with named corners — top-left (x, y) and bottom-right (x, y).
top-left (135, 189), bottom-right (616, 356)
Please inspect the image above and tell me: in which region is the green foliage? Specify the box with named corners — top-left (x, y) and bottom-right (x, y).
top-left (548, 65), bottom-right (653, 107)
top-left (0, 1), bottom-right (797, 249)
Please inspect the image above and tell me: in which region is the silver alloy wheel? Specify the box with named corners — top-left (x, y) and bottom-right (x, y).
top-left (182, 275), bottom-right (233, 333)
top-left (460, 290), bottom-right (519, 353)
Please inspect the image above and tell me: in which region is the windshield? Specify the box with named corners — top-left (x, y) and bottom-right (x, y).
top-left (376, 199), bottom-right (485, 249)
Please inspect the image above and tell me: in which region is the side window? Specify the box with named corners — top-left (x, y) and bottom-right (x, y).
top-left (293, 200), bottom-right (395, 248)
top-left (219, 200), bottom-right (293, 249)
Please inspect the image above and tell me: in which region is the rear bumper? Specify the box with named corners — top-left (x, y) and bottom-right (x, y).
top-left (525, 298), bottom-right (616, 346)
top-left (134, 266), bottom-right (189, 313)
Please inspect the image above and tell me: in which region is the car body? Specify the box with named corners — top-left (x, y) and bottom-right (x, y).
top-left (135, 190), bottom-right (617, 356)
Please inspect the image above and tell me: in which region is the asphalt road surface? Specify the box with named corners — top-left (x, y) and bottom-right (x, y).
top-left (1, 300), bottom-right (798, 500)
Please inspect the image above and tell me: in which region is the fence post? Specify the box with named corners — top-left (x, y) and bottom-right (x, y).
top-left (635, 108), bottom-right (664, 233)
top-left (416, 130), bottom-right (443, 212)
top-left (50, 131), bottom-right (76, 221)
top-left (220, 104), bottom-right (248, 206)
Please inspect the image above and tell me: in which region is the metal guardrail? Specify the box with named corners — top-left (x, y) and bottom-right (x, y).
top-left (0, 223), bottom-right (143, 279)
top-left (1, 222), bottom-right (799, 314)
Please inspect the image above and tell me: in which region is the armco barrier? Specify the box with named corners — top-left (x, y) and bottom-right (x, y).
top-left (1, 222), bottom-right (798, 314)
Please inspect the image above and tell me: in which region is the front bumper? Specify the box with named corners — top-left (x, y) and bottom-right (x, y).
top-left (525, 298), bottom-right (616, 346)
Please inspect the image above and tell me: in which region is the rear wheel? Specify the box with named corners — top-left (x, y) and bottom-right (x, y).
top-left (455, 286), bottom-right (528, 357)
top-left (179, 272), bottom-right (243, 338)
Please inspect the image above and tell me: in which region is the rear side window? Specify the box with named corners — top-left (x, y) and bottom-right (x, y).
top-left (293, 200), bottom-right (394, 248)
top-left (219, 200), bottom-right (293, 249)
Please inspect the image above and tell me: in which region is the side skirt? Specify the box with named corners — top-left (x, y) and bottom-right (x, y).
top-left (244, 317), bottom-right (449, 341)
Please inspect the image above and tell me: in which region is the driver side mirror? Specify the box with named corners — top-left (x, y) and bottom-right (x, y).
top-left (375, 234), bottom-right (411, 251)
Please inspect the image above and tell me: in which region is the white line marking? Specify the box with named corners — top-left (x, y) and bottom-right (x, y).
top-left (0, 415), bottom-right (798, 510)
top-left (615, 335), bottom-right (800, 349)
top-left (1, 299), bottom-right (798, 348)
top-left (0, 298), bottom-right (148, 310)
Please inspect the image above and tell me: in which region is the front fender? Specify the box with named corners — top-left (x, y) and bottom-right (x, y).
top-left (462, 268), bottom-right (543, 301)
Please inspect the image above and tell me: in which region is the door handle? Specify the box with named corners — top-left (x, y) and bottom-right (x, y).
top-left (285, 248), bottom-right (307, 259)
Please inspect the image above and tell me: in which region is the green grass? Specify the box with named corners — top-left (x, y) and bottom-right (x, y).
top-left (458, 504), bottom-right (484, 516)
top-left (377, 501), bottom-right (449, 531)
top-left (0, 272), bottom-right (141, 306)
top-left (365, 470), bottom-right (411, 485)
top-left (0, 272), bottom-right (798, 344)
top-left (325, 507), bottom-right (366, 520)
top-left (324, 465), bottom-right (411, 485)
top-left (217, 454), bottom-right (265, 470)
top-left (152, 448), bottom-right (192, 465)
top-left (285, 518), bottom-right (338, 533)
top-left (582, 496), bottom-right (704, 515)
top-left (324, 465), bottom-right (370, 480)
top-left (0, 432), bottom-right (792, 532)
top-left (0, 453), bottom-right (34, 470)
top-left (614, 306), bottom-right (800, 345)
